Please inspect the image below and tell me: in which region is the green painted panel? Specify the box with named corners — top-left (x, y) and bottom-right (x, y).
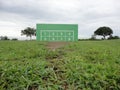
top-left (36, 24), bottom-right (78, 41)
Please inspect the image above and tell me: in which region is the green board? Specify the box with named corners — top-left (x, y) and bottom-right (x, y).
top-left (36, 24), bottom-right (78, 41)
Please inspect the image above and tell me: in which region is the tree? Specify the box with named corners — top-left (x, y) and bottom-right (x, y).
top-left (21, 27), bottom-right (36, 40)
top-left (94, 26), bottom-right (113, 39)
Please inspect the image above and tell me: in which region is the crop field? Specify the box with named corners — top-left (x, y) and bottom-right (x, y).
top-left (0, 40), bottom-right (120, 90)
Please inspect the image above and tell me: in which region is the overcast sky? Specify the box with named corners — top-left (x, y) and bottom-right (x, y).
top-left (0, 0), bottom-right (120, 40)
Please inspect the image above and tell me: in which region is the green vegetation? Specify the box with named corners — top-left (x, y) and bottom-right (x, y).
top-left (0, 40), bottom-right (120, 90)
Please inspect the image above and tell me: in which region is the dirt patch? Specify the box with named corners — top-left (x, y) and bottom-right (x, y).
top-left (46, 42), bottom-right (70, 50)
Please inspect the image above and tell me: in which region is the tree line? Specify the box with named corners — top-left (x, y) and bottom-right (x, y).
top-left (0, 26), bottom-right (119, 41)
top-left (0, 27), bottom-right (36, 40)
top-left (21, 26), bottom-right (119, 40)
top-left (0, 36), bottom-right (18, 41)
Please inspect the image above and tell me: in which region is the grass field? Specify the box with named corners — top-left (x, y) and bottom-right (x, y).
top-left (0, 40), bottom-right (120, 90)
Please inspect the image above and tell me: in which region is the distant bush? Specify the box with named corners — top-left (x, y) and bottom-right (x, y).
top-left (11, 38), bottom-right (18, 41)
top-left (0, 36), bottom-right (10, 40)
top-left (108, 35), bottom-right (119, 40)
top-left (89, 34), bottom-right (96, 40)
top-left (78, 39), bottom-right (101, 41)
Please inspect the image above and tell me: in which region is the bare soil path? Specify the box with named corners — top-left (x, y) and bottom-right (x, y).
top-left (46, 42), bottom-right (70, 50)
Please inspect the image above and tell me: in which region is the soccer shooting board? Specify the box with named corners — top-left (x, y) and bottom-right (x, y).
top-left (36, 24), bottom-right (78, 41)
